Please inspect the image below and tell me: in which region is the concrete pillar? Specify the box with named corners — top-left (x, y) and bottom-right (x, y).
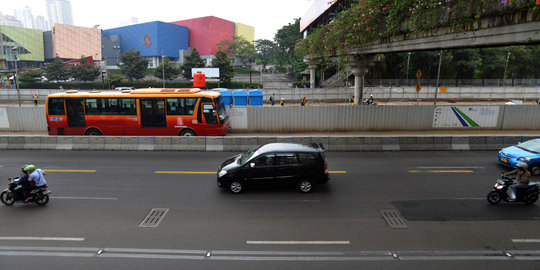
top-left (348, 54), bottom-right (379, 105)
top-left (309, 64), bottom-right (317, 88)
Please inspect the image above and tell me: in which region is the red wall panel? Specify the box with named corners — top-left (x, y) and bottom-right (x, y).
top-left (171, 16), bottom-right (234, 56)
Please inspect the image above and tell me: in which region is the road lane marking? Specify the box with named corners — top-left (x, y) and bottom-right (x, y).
top-left (156, 171), bottom-right (347, 174)
top-left (45, 169), bottom-right (96, 173)
top-left (246, 241), bottom-right (350, 245)
top-left (409, 170), bottom-right (474, 173)
top-left (1, 246), bottom-right (540, 261)
top-left (242, 200), bottom-right (320, 203)
top-left (53, 196), bottom-right (118, 200)
top-left (0, 237), bottom-right (85, 241)
top-left (513, 239), bottom-right (540, 243)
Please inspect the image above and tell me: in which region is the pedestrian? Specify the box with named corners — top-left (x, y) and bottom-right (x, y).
top-left (33, 93), bottom-right (39, 106)
top-left (270, 94), bottom-right (275, 106)
top-left (301, 96), bottom-right (307, 106)
top-left (280, 98), bottom-right (284, 106)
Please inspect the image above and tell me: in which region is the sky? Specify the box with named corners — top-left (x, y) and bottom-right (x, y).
top-left (1, 0), bottom-right (314, 40)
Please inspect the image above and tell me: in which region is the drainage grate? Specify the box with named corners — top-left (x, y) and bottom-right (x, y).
top-left (380, 209), bottom-right (408, 229)
top-left (139, 208), bottom-right (169, 228)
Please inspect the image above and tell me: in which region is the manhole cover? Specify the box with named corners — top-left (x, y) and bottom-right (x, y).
top-left (380, 209), bottom-right (408, 229)
top-left (139, 208), bottom-right (169, 228)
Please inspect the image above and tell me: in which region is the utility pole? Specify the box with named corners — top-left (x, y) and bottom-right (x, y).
top-left (434, 50), bottom-right (443, 106)
top-left (12, 47), bottom-right (21, 107)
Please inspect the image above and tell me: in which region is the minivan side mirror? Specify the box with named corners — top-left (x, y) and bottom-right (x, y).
top-left (250, 162), bottom-right (255, 168)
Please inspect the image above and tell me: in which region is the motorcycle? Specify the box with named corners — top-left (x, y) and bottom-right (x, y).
top-left (487, 176), bottom-right (539, 205)
top-left (1, 177), bottom-right (50, 206)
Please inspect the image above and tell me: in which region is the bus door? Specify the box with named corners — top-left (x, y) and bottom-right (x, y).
top-left (65, 98), bottom-right (86, 128)
top-left (140, 98), bottom-right (166, 128)
top-left (201, 103), bottom-right (218, 125)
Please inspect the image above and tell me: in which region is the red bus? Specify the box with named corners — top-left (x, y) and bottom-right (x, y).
top-left (45, 88), bottom-right (229, 136)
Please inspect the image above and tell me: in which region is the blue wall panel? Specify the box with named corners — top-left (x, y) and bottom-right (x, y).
top-left (103, 21), bottom-right (188, 59)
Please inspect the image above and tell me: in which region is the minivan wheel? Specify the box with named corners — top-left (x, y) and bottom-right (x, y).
top-left (298, 180), bottom-right (313, 193)
top-left (229, 181), bottom-right (244, 194)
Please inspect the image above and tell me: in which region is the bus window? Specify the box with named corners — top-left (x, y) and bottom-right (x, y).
top-left (48, 98), bottom-right (65, 115)
top-left (167, 97), bottom-right (198, 115)
top-left (202, 103), bottom-right (218, 125)
top-left (119, 98), bottom-right (136, 115)
top-left (66, 98), bottom-right (85, 128)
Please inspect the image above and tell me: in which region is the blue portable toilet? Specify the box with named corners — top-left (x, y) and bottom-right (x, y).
top-left (233, 90), bottom-right (248, 106)
top-left (217, 89), bottom-right (232, 106)
top-left (248, 90), bottom-right (263, 106)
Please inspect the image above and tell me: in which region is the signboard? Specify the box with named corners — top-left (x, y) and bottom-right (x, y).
top-left (416, 82), bottom-right (421, 93)
top-left (191, 68), bottom-right (220, 78)
top-left (416, 69), bottom-right (422, 80)
top-left (433, 106), bottom-right (499, 128)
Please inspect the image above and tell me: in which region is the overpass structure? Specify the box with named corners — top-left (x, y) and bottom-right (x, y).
top-left (300, 0), bottom-right (540, 104)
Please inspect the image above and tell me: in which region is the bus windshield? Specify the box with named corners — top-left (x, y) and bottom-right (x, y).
top-left (215, 97), bottom-right (229, 123)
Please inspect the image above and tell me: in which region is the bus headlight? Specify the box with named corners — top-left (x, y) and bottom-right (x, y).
top-left (218, 170), bottom-right (227, 178)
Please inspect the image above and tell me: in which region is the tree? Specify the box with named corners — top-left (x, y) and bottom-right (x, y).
top-left (119, 49), bottom-right (148, 81)
top-left (255, 39), bottom-right (278, 71)
top-left (70, 56), bottom-right (101, 82)
top-left (44, 56), bottom-right (70, 81)
top-left (217, 36), bottom-right (255, 71)
top-left (154, 56), bottom-right (180, 82)
top-left (181, 48), bottom-right (206, 80)
top-left (211, 50), bottom-right (235, 84)
top-left (18, 69), bottom-right (44, 83)
top-left (105, 73), bottom-right (124, 89)
top-left (274, 19), bottom-right (302, 67)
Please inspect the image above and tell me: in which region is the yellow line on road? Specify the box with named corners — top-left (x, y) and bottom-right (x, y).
top-left (329, 171), bottom-right (347, 174)
top-left (45, 169), bottom-right (96, 173)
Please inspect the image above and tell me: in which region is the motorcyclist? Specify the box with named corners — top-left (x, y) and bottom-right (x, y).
top-left (24, 165), bottom-right (47, 202)
top-left (501, 162), bottom-right (531, 201)
top-left (15, 165), bottom-right (32, 200)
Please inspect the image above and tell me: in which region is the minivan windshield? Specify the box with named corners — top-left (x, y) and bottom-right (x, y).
top-left (239, 146), bottom-right (261, 165)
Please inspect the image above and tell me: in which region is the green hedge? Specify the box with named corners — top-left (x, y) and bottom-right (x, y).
top-left (20, 80), bottom-right (262, 90)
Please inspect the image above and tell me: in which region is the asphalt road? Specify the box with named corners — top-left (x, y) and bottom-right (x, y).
top-left (0, 150), bottom-right (539, 269)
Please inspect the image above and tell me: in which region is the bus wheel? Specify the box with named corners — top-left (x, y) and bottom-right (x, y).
top-left (179, 129), bottom-right (196, 136)
top-left (85, 129), bottom-right (102, 136)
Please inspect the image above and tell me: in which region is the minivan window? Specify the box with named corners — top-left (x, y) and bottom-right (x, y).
top-left (276, 153), bottom-right (299, 165)
top-left (298, 153), bottom-right (319, 164)
top-left (252, 154), bottom-right (274, 166)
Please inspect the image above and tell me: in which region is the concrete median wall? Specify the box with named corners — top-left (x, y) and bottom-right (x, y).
top-left (0, 135), bottom-right (535, 152)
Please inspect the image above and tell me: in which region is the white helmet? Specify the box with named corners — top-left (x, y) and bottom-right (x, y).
top-left (516, 162), bottom-right (528, 169)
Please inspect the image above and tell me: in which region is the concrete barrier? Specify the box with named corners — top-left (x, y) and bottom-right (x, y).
top-left (0, 135), bottom-right (534, 152)
top-left (24, 136), bottom-right (41, 150)
top-left (154, 137), bottom-right (171, 151)
top-left (73, 136), bottom-right (89, 150)
top-left (206, 137), bottom-right (223, 151)
top-left (138, 137), bottom-right (155, 151)
top-left (0, 136), bottom-right (8, 149)
top-left (56, 136), bottom-right (73, 150)
top-left (120, 137), bottom-right (137, 151)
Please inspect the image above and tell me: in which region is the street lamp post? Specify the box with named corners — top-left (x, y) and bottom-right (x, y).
top-left (12, 47), bottom-right (21, 107)
top-left (406, 52), bottom-right (411, 86)
top-left (502, 52), bottom-right (511, 86)
top-left (161, 53), bottom-right (166, 88)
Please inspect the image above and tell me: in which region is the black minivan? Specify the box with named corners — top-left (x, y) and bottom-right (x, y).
top-left (217, 143), bottom-right (329, 193)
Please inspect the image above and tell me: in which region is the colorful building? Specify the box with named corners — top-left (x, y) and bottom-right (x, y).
top-left (44, 24), bottom-right (101, 61)
top-left (103, 21), bottom-right (188, 68)
top-left (0, 25), bottom-right (44, 70)
top-left (171, 16), bottom-right (235, 57)
top-left (235, 22), bottom-right (254, 44)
